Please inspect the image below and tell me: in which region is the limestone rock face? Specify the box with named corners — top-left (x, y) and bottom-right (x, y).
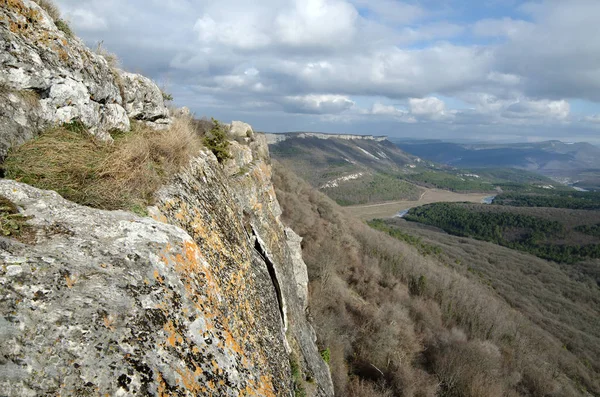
top-left (119, 72), bottom-right (170, 126)
top-left (0, 0), bottom-right (169, 158)
top-left (217, 132), bottom-right (334, 396)
top-left (229, 120), bottom-right (254, 138)
top-left (285, 227), bottom-right (310, 310)
top-left (0, 177), bottom-right (289, 396)
top-left (153, 131), bottom-right (333, 396)
top-left (0, 132), bottom-right (334, 396)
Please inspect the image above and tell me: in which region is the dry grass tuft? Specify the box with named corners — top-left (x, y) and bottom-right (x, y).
top-left (18, 89), bottom-right (41, 108)
top-left (95, 41), bottom-right (120, 70)
top-left (100, 117), bottom-right (201, 210)
top-left (32, 0), bottom-right (60, 21)
top-left (2, 117), bottom-right (201, 214)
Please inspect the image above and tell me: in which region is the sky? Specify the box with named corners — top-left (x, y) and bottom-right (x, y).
top-left (54, 0), bottom-right (600, 143)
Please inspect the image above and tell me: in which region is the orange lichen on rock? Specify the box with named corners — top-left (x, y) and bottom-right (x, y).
top-left (156, 372), bottom-right (168, 397)
top-left (241, 376), bottom-right (277, 397)
top-left (175, 365), bottom-right (207, 395)
top-left (4, 0), bottom-right (42, 36)
top-left (154, 238), bottom-right (279, 395)
top-left (163, 320), bottom-right (184, 347)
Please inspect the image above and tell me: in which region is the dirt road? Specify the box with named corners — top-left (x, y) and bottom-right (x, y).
top-left (344, 189), bottom-right (492, 220)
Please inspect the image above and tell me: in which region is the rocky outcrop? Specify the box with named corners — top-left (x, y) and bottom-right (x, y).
top-left (285, 228), bottom-right (310, 310)
top-left (0, 0), bottom-right (169, 158)
top-left (154, 137), bottom-right (334, 396)
top-left (266, 131), bottom-right (387, 144)
top-left (120, 72), bottom-right (170, 126)
top-left (0, 179), bottom-right (282, 396)
top-left (0, 134), bottom-right (333, 396)
top-left (229, 121), bottom-right (254, 139)
top-left (0, 1), bottom-right (333, 395)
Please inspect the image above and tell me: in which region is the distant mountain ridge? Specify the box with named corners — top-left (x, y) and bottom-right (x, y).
top-left (268, 133), bottom-right (424, 205)
top-left (394, 139), bottom-right (600, 172)
top-left (266, 131), bottom-right (387, 144)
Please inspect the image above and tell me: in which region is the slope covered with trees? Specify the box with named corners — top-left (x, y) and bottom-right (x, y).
top-left (494, 190), bottom-right (600, 210)
top-left (273, 161), bottom-right (598, 397)
top-left (405, 202), bottom-right (600, 263)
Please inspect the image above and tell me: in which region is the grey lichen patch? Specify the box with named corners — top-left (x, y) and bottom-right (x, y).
top-left (157, 142), bottom-right (334, 396)
top-left (0, 179), bottom-right (289, 396)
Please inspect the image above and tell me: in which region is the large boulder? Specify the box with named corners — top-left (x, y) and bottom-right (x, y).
top-left (119, 72), bottom-right (170, 127)
top-left (229, 120), bottom-right (254, 139)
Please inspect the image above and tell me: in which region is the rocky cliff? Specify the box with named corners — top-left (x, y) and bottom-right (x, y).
top-left (266, 132), bottom-right (387, 144)
top-left (0, 0), bottom-right (169, 158)
top-left (0, 1), bottom-right (333, 395)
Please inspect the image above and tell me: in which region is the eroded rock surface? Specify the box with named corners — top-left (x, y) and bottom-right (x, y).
top-left (0, 132), bottom-right (334, 396)
top-left (120, 72), bottom-right (170, 126)
top-left (229, 121), bottom-right (254, 139)
top-left (0, 0), bottom-right (169, 157)
top-left (155, 137), bottom-right (334, 396)
top-left (0, 179), bottom-right (288, 396)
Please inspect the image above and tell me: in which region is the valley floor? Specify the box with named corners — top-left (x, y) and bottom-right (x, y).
top-left (345, 188), bottom-right (491, 220)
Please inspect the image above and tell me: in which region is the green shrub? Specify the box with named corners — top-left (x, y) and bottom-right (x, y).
top-left (203, 118), bottom-right (230, 163)
top-left (55, 19), bottom-right (72, 37)
top-left (289, 355), bottom-right (307, 397)
top-left (320, 348), bottom-right (331, 365)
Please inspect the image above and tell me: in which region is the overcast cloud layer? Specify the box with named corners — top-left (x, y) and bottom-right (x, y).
top-left (56, 0), bottom-right (600, 142)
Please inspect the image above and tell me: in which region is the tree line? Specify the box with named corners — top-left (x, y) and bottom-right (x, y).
top-left (494, 191), bottom-right (600, 210)
top-left (405, 203), bottom-right (600, 263)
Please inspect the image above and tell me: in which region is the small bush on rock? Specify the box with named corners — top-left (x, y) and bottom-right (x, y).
top-left (203, 118), bottom-right (230, 163)
top-left (320, 348), bottom-right (331, 364)
top-left (55, 19), bottom-right (72, 37)
top-left (0, 196), bottom-right (29, 237)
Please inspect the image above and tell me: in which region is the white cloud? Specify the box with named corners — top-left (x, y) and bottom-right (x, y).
top-left (275, 0), bottom-right (358, 48)
top-left (472, 18), bottom-right (534, 38)
top-left (367, 103), bottom-right (416, 122)
top-left (409, 97), bottom-right (446, 115)
top-left (495, 0), bottom-right (600, 101)
top-left (371, 103), bottom-right (406, 116)
top-left (409, 97), bottom-right (455, 121)
top-left (66, 9), bottom-right (108, 31)
top-left (503, 99), bottom-right (570, 120)
top-left (584, 114), bottom-right (600, 124)
top-left (53, 0), bottom-right (600, 139)
top-left (193, 14), bottom-right (272, 50)
top-left (350, 0), bottom-right (425, 24)
top-left (401, 22), bottom-right (465, 43)
top-left (282, 95), bottom-right (355, 114)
